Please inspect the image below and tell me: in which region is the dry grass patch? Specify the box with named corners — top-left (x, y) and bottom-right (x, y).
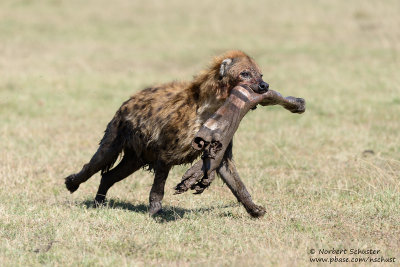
top-left (1, 0), bottom-right (399, 266)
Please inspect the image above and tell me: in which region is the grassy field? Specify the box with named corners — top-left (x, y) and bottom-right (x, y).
top-left (1, 0), bottom-right (399, 266)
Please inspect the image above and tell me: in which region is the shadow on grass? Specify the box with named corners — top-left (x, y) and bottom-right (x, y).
top-left (80, 199), bottom-right (238, 223)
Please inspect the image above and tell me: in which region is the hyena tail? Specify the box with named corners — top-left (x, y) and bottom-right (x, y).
top-left (65, 113), bottom-right (124, 193)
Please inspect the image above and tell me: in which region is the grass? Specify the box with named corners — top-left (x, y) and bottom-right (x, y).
top-left (1, 0), bottom-right (399, 266)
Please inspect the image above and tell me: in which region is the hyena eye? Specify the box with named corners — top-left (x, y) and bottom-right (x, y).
top-left (240, 71), bottom-right (251, 79)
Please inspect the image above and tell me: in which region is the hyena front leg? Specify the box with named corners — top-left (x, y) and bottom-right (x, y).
top-left (149, 162), bottom-right (171, 216)
top-left (217, 142), bottom-right (266, 218)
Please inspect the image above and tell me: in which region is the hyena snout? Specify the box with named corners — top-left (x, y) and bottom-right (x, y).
top-left (258, 81), bottom-right (269, 93)
top-left (249, 80), bottom-right (269, 94)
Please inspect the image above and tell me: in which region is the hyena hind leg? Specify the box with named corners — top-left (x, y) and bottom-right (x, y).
top-left (65, 142), bottom-right (121, 193)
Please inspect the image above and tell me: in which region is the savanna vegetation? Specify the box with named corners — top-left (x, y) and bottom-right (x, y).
top-left (1, 0), bottom-right (399, 265)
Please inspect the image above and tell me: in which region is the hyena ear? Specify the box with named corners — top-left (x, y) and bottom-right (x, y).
top-left (219, 58), bottom-right (233, 78)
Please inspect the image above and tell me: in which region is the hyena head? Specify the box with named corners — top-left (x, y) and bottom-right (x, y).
top-left (194, 50), bottom-right (269, 103)
top-left (217, 50), bottom-right (269, 96)
top-left (192, 50), bottom-right (269, 119)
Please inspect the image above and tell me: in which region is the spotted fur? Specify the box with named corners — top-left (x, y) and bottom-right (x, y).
top-left (65, 50), bottom-right (267, 215)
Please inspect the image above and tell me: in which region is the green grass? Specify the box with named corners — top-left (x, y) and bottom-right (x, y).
top-left (1, 0), bottom-right (399, 266)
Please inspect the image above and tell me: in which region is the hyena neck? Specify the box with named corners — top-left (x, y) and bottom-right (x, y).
top-left (189, 75), bottom-right (229, 125)
top-left (192, 67), bottom-right (230, 98)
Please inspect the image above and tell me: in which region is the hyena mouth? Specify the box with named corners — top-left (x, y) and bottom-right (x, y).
top-left (246, 83), bottom-right (269, 94)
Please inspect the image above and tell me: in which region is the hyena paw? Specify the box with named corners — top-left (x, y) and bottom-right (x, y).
top-left (65, 175), bottom-right (80, 193)
top-left (248, 205), bottom-right (266, 218)
top-left (149, 201), bottom-right (162, 216)
top-left (94, 195), bottom-right (106, 207)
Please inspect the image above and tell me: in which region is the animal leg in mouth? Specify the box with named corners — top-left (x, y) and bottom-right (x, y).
top-left (174, 85), bottom-right (306, 194)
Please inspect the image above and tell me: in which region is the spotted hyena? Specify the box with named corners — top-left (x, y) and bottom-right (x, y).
top-left (65, 50), bottom-right (269, 217)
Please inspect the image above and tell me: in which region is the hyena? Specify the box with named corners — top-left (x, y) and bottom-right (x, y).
top-left (65, 50), bottom-right (270, 217)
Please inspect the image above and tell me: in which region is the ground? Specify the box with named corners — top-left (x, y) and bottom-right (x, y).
top-left (0, 0), bottom-right (399, 266)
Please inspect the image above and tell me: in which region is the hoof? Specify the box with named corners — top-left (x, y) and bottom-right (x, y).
top-left (192, 183), bottom-right (207, 194)
top-left (289, 97), bottom-right (305, 114)
top-left (149, 202), bottom-right (162, 216)
top-left (174, 182), bottom-right (190, 195)
top-left (65, 175), bottom-right (79, 193)
top-left (248, 205), bottom-right (266, 218)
